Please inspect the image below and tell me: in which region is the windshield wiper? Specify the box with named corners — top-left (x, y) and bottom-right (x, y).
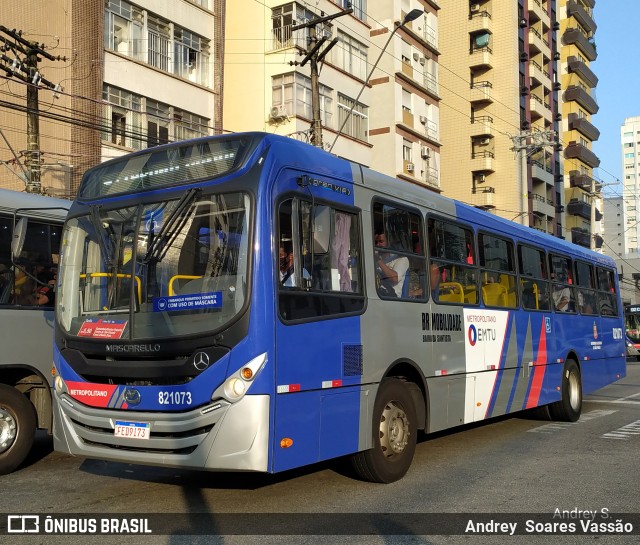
top-left (142, 187), bottom-right (201, 264)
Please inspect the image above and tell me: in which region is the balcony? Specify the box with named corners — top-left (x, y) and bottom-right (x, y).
top-left (471, 150), bottom-right (495, 172)
top-left (595, 207), bottom-right (603, 222)
top-left (529, 59), bottom-right (551, 90)
top-left (470, 115), bottom-right (493, 138)
top-left (423, 24), bottom-right (438, 50)
top-left (594, 234), bottom-right (603, 249)
top-left (423, 72), bottom-right (439, 97)
top-left (567, 56), bottom-right (598, 88)
top-left (470, 81), bottom-right (493, 103)
top-left (470, 186), bottom-right (495, 209)
top-left (571, 227), bottom-right (591, 248)
top-left (529, 94), bottom-right (553, 123)
top-left (531, 160), bottom-right (554, 185)
top-left (569, 170), bottom-right (592, 191)
top-left (528, 0), bottom-right (550, 28)
top-left (528, 27), bottom-right (549, 56)
top-left (401, 61), bottom-right (413, 79)
top-left (424, 166), bottom-right (440, 189)
top-left (567, 0), bottom-right (597, 34)
top-left (567, 199), bottom-right (591, 220)
top-left (469, 10), bottom-right (492, 34)
top-left (469, 46), bottom-right (493, 69)
top-left (402, 109), bottom-right (414, 128)
top-left (568, 113), bottom-right (600, 141)
top-left (563, 85), bottom-right (598, 115)
top-left (531, 193), bottom-right (556, 218)
top-left (563, 27), bottom-right (597, 61)
top-left (565, 141), bottom-right (600, 168)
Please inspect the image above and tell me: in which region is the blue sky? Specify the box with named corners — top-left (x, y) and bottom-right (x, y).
top-left (591, 0), bottom-right (639, 196)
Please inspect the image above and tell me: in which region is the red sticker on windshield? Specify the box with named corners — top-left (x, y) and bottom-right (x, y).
top-left (78, 318), bottom-right (127, 339)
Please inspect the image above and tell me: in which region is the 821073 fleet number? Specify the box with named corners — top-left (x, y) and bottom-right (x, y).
top-left (158, 391), bottom-right (192, 405)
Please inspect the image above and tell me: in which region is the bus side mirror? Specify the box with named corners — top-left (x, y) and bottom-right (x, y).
top-left (11, 217), bottom-right (27, 262)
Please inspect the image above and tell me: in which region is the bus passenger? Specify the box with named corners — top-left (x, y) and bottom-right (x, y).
top-left (279, 242), bottom-right (309, 287)
top-left (374, 233), bottom-right (409, 298)
top-left (552, 285), bottom-right (571, 312)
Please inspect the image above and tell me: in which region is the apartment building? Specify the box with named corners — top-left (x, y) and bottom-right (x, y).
top-left (618, 116), bottom-right (640, 255)
top-left (1, 0), bottom-right (222, 196)
top-left (438, 0), bottom-right (563, 236)
top-left (367, 0), bottom-right (441, 191)
top-left (559, 0), bottom-right (601, 250)
top-left (224, 0), bottom-right (442, 183)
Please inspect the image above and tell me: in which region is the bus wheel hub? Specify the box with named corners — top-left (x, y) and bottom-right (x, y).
top-left (380, 401), bottom-right (409, 457)
top-left (0, 408), bottom-right (17, 453)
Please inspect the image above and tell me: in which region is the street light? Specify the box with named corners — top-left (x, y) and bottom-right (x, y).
top-left (328, 8), bottom-right (424, 153)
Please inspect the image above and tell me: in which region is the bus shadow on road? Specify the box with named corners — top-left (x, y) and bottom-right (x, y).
top-left (79, 456), bottom-right (344, 490)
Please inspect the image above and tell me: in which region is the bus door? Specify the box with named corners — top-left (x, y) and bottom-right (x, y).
top-left (273, 194), bottom-right (364, 472)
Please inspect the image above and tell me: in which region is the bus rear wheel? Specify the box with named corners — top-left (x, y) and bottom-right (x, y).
top-left (549, 360), bottom-right (582, 422)
top-left (0, 384), bottom-right (36, 475)
top-left (351, 378), bottom-right (417, 483)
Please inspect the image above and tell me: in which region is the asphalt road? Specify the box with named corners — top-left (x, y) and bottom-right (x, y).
top-left (2, 362), bottom-right (639, 545)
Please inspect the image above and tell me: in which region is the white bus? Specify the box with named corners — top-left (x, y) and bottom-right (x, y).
top-left (0, 188), bottom-right (69, 474)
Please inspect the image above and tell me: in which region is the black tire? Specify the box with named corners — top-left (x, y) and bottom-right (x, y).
top-left (548, 360), bottom-right (582, 422)
top-left (0, 384), bottom-right (36, 475)
top-left (351, 378), bottom-right (418, 483)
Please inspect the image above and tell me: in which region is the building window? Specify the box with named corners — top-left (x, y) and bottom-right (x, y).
top-left (147, 14), bottom-right (171, 71)
top-left (104, 1), bottom-right (211, 88)
top-left (403, 139), bottom-right (412, 162)
top-left (104, 0), bottom-right (143, 58)
top-left (173, 27), bottom-right (210, 86)
top-left (340, 0), bottom-right (366, 22)
top-left (625, 153), bottom-right (635, 159)
top-left (337, 93), bottom-right (368, 141)
top-left (146, 100), bottom-right (170, 147)
top-left (103, 85), bottom-right (209, 149)
top-left (173, 109), bottom-right (209, 141)
top-left (103, 85), bottom-right (142, 149)
top-left (335, 30), bottom-right (368, 80)
top-left (272, 73), bottom-right (332, 127)
top-left (271, 3), bottom-right (329, 51)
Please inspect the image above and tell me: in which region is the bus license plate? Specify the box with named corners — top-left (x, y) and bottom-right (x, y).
top-left (114, 421), bottom-right (150, 440)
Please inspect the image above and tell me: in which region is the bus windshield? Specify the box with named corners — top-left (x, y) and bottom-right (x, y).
top-left (57, 191), bottom-right (250, 341)
top-left (625, 306), bottom-right (640, 343)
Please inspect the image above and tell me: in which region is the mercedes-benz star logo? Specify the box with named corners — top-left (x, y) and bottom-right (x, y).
top-left (193, 351), bottom-right (210, 371)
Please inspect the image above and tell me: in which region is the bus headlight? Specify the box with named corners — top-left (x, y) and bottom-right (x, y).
top-left (224, 378), bottom-right (246, 400)
top-left (54, 375), bottom-right (66, 394)
top-left (214, 352), bottom-right (267, 403)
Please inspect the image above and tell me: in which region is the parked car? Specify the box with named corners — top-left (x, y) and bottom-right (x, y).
top-left (626, 336), bottom-right (639, 361)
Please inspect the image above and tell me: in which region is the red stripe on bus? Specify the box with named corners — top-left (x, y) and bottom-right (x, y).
top-left (525, 321), bottom-right (547, 409)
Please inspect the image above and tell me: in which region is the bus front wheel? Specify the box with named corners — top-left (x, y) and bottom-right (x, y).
top-left (351, 378), bottom-right (417, 483)
top-left (549, 360), bottom-right (582, 422)
top-left (0, 384), bottom-right (36, 475)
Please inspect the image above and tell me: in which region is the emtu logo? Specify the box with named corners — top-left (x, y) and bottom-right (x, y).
top-left (468, 324), bottom-right (478, 346)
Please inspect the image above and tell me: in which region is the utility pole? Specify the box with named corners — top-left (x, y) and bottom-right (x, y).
top-left (290, 9), bottom-right (352, 148)
top-left (510, 129), bottom-right (558, 228)
top-left (0, 25), bottom-right (66, 193)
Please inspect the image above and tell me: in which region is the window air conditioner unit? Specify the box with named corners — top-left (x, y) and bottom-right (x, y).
top-left (470, 4), bottom-right (481, 12)
top-left (421, 146), bottom-right (431, 159)
top-left (419, 57), bottom-right (426, 66)
top-left (406, 162), bottom-right (415, 172)
top-left (479, 137), bottom-right (490, 145)
top-left (419, 115), bottom-right (427, 124)
top-left (413, 52), bottom-right (420, 61)
top-left (270, 105), bottom-right (287, 120)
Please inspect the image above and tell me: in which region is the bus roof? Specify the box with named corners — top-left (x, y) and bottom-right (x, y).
top-left (0, 188), bottom-right (70, 220)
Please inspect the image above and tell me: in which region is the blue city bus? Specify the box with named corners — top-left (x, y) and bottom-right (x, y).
top-left (52, 133), bottom-right (626, 482)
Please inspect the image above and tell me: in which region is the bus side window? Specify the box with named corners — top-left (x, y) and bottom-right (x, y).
top-left (428, 217), bottom-right (477, 305)
top-left (373, 201), bottom-right (425, 300)
top-left (479, 232), bottom-right (517, 309)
